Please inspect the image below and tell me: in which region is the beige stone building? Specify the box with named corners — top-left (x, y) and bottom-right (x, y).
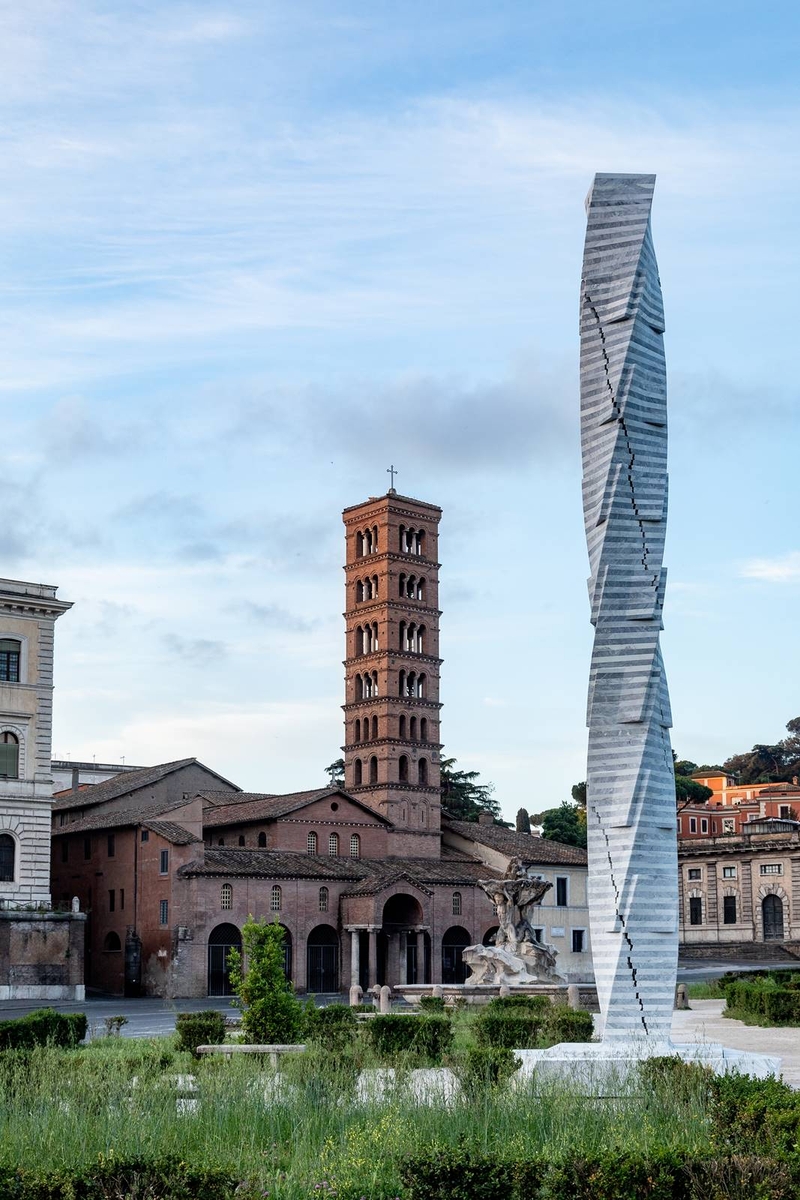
top-left (0, 577), bottom-right (85, 999)
top-left (679, 817), bottom-right (800, 954)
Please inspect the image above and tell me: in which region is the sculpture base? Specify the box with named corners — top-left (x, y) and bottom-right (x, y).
top-left (516, 1041), bottom-right (781, 1090)
top-left (393, 983), bottom-right (570, 1007)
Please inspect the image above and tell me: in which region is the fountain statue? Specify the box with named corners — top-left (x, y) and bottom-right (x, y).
top-left (462, 858), bottom-right (564, 986)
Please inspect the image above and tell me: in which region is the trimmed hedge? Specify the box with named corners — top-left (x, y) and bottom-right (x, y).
top-left (0, 1156), bottom-right (237, 1199)
top-left (447, 1046), bottom-right (520, 1095)
top-left (722, 974), bottom-right (800, 1026)
top-left (174, 1010), bottom-right (227, 1055)
top-left (0, 1010), bottom-right (86, 1051)
top-left (365, 1014), bottom-right (453, 1062)
top-left (475, 1001), bottom-right (593, 1049)
top-left (306, 1002), bottom-right (358, 1050)
top-left (401, 1146), bottom-right (798, 1200)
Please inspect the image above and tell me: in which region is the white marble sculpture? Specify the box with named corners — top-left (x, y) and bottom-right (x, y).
top-left (580, 172), bottom-right (677, 1045)
top-left (520, 174), bottom-right (779, 1082)
top-left (462, 860), bottom-right (563, 986)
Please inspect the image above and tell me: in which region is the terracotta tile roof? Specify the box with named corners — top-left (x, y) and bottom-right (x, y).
top-left (443, 820), bottom-right (588, 866)
top-left (178, 848), bottom-right (367, 880)
top-left (200, 787), bottom-right (392, 827)
top-left (52, 758), bottom-right (241, 813)
top-left (143, 820), bottom-right (201, 845)
top-left (341, 857), bottom-right (502, 897)
top-left (178, 848), bottom-right (501, 889)
top-left (52, 803), bottom-right (171, 834)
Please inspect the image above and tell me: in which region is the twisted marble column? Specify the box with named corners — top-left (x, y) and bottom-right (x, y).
top-left (580, 173), bottom-right (677, 1045)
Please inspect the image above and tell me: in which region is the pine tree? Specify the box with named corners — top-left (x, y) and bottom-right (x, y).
top-left (515, 807), bottom-right (531, 833)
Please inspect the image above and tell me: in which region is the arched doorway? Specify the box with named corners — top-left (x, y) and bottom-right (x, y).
top-left (208, 922), bottom-right (241, 996)
top-left (442, 925), bottom-right (471, 984)
top-left (482, 926), bottom-right (500, 946)
top-left (307, 924), bottom-right (339, 993)
top-left (763, 894), bottom-right (784, 941)
top-left (382, 893), bottom-right (425, 984)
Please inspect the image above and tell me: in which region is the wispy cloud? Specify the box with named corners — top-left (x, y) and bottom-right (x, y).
top-left (740, 552), bottom-right (800, 583)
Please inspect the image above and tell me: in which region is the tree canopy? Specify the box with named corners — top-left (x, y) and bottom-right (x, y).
top-left (539, 801), bottom-right (586, 849)
top-left (324, 758), bottom-right (345, 787)
top-left (515, 807), bottom-right (531, 834)
top-left (440, 757), bottom-right (504, 824)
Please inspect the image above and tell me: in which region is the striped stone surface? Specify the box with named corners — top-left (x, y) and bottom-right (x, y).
top-left (580, 174), bottom-right (678, 1045)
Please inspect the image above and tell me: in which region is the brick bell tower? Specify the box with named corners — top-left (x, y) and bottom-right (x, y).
top-left (342, 486), bottom-right (443, 858)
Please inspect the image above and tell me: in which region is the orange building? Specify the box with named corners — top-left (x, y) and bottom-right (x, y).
top-left (678, 771), bottom-right (800, 840)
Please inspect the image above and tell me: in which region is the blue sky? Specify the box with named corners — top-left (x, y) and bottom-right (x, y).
top-left (3, 1), bottom-right (799, 818)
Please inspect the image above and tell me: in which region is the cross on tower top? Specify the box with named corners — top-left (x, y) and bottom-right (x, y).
top-left (386, 464), bottom-right (398, 491)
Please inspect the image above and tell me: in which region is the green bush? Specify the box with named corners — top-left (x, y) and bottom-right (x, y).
top-left (174, 1010), bottom-right (226, 1055)
top-left (227, 917), bottom-right (307, 1044)
top-left (546, 1005), bottom-right (593, 1042)
top-left (763, 989), bottom-right (800, 1024)
top-left (0, 1009), bottom-right (86, 1051)
top-left (401, 1146), bottom-right (798, 1200)
top-left (710, 1071), bottom-right (800, 1157)
top-left (486, 994), bottom-right (552, 1013)
top-left (306, 1003), bottom-right (358, 1051)
top-left (365, 1014), bottom-right (453, 1063)
top-left (474, 1012), bottom-right (544, 1049)
top-left (447, 1046), bottom-right (520, 1095)
top-left (2, 1155), bottom-right (237, 1199)
top-left (419, 995), bottom-right (447, 1013)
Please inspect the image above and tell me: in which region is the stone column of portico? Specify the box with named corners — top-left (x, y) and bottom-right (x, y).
top-left (408, 930), bottom-right (419, 985)
top-left (349, 928), bottom-right (360, 988)
top-left (398, 931), bottom-right (407, 985)
top-left (368, 928), bottom-right (378, 989)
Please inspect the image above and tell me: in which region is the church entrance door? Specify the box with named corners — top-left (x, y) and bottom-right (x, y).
top-left (207, 923), bottom-right (241, 996)
top-left (307, 924), bottom-right (339, 992)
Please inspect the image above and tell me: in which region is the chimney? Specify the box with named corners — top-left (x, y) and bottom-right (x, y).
top-left (477, 811), bottom-right (494, 826)
top-left (71, 767), bottom-right (80, 795)
top-left (793, 777), bottom-right (798, 787)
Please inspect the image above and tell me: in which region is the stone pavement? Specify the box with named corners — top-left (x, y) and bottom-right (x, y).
top-left (672, 999), bottom-right (800, 1087)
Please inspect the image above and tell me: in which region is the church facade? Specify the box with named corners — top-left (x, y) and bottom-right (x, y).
top-left (51, 491), bottom-right (591, 997)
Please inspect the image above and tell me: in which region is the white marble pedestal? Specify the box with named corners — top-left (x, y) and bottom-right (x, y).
top-left (516, 1041), bottom-right (781, 1091)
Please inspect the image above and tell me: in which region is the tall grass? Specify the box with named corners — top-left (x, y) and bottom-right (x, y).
top-left (0, 1037), bottom-right (714, 1199)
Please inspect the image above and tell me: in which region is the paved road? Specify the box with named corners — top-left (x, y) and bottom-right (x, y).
top-left (0, 994), bottom-right (345, 1038)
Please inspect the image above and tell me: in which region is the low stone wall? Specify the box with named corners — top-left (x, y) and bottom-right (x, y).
top-left (393, 982), bottom-right (599, 1011)
top-left (0, 910), bottom-right (86, 1000)
top-left (679, 941), bottom-right (800, 963)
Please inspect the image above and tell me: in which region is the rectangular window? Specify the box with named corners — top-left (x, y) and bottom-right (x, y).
top-left (689, 897), bottom-right (703, 926)
top-left (687, 868), bottom-right (701, 880)
top-left (676, 817), bottom-right (681, 832)
top-left (779, 805), bottom-right (791, 819)
top-left (760, 863), bottom-right (783, 875)
top-left (107, 834), bottom-right (115, 858)
top-left (159, 899), bottom-right (169, 926)
top-left (83, 837), bottom-right (91, 860)
top-left (61, 840), bottom-right (68, 863)
top-left (532, 928), bottom-right (543, 943)
top-left (0, 641), bottom-right (20, 682)
top-left (572, 929), bottom-right (585, 953)
top-left (141, 829), bottom-right (149, 842)
top-left (555, 877), bottom-right (568, 907)
top-left (108, 889), bottom-right (115, 912)
top-left (159, 849), bottom-right (169, 875)
top-left (722, 866), bottom-right (736, 879)
top-left (723, 895), bottom-right (737, 924)
top-left (120, 888), bottom-right (124, 911)
top-left (722, 818), bottom-right (735, 834)
top-left (700, 818), bottom-right (708, 833)
top-left (689, 818), bottom-right (697, 833)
